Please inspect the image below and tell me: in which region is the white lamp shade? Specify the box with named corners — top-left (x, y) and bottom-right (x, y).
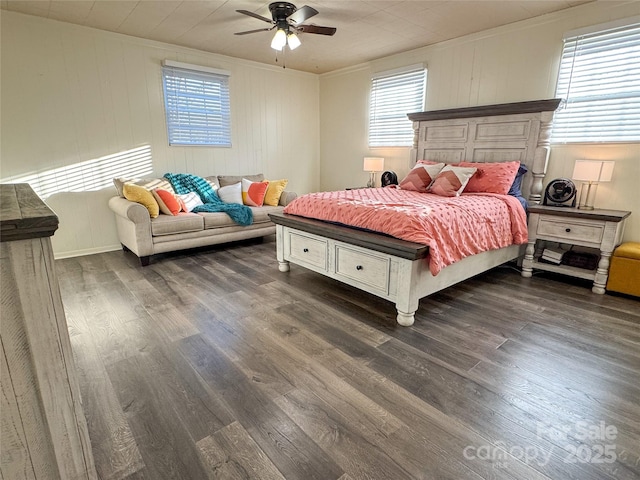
top-left (363, 157), bottom-right (384, 172)
top-left (271, 29), bottom-right (287, 50)
top-left (572, 160), bottom-right (615, 182)
top-left (287, 32), bottom-right (301, 50)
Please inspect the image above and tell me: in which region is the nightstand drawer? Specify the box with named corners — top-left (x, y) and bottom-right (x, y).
top-left (287, 231), bottom-right (328, 271)
top-left (335, 245), bottom-right (391, 295)
top-left (538, 218), bottom-right (604, 243)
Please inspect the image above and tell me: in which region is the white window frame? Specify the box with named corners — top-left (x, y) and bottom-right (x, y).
top-left (551, 17), bottom-right (640, 144)
top-left (369, 65), bottom-right (426, 148)
top-left (161, 60), bottom-right (232, 147)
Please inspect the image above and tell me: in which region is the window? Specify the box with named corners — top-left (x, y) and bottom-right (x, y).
top-left (552, 18), bottom-right (640, 143)
top-left (369, 65), bottom-right (426, 147)
top-left (162, 60), bottom-right (231, 146)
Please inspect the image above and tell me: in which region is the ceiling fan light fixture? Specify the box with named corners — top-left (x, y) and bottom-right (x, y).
top-left (271, 28), bottom-right (287, 50)
top-left (287, 31), bottom-right (301, 50)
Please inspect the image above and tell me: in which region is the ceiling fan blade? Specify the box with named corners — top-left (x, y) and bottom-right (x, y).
top-left (297, 24), bottom-right (337, 36)
top-left (287, 5), bottom-right (318, 25)
top-left (236, 9), bottom-right (273, 24)
top-left (234, 27), bottom-right (274, 36)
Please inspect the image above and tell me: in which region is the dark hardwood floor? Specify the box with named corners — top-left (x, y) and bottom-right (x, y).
top-left (56, 236), bottom-right (640, 480)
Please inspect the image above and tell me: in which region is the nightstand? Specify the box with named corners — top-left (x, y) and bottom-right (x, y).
top-left (521, 205), bottom-right (631, 294)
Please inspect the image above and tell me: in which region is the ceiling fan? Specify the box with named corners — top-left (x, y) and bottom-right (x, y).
top-left (235, 2), bottom-right (337, 52)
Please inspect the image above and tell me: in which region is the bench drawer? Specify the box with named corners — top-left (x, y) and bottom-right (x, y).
top-left (335, 245), bottom-right (391, 295)
top-left (287, 231), bottom-right (328, 271)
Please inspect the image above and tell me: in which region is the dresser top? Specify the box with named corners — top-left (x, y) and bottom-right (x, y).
top-left (528, 204), bottom-right (631, 222)
top-left (1, 184), bottom-right (58, 242)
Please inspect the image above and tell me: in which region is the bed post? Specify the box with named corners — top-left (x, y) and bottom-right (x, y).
top-left (409, 121), bottom-right (419, 167)
top-left (275, 224), bottom-right (290, 272)
top-left (530, 109), bottom-right (556, 205)
top-left (395, 259), bottom-right (421, 326)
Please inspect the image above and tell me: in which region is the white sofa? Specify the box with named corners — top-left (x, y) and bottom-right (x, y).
top-left (108, 174), bottom-right (296, 266)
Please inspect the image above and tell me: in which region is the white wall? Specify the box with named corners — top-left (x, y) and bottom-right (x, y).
top-left (319, 1), bottom-right (640, 242)
top-left (1, 11), bottom-right (320, 258)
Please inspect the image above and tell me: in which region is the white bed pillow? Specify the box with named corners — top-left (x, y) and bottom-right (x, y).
top-left (217, 182), bottom-right (243, 205)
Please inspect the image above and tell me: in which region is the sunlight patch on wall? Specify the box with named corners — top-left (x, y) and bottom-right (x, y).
top-left (1, 145), bottom-right (153, 199)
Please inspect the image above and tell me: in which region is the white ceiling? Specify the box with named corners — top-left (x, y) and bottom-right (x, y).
top-left (1, 0), bottom-right (593, 73)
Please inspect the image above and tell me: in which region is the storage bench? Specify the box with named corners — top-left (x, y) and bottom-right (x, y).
top-left (606, 242), bottom-right (640, 297)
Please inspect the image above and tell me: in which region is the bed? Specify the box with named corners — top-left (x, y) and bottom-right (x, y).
top-left (269, 99), bottom-right (561, 326)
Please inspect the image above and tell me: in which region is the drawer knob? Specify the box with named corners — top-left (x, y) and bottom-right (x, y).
top-left (356, 265), bottom-right (363, 271)
top-left (565, 228), bottom-right (571, 233)
top-left (303, 248), bottom-right (309, 253)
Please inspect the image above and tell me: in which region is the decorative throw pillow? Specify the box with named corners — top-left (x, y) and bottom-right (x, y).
top-left (399, 163), bottom-right (445, 192)
top-left (429, 165), bottom-right (477, 197)
top-left (123, 183), bottom-right (159, 218)
top-left (217, 182), bottom-right (244, 205)
top-left (458, 161), bottom-right (520, 195)
top-left (152, 189), bottom-right (181, 216)
top-left (263, 179), bottom-right (288, 206)
top-left (241, 179), bottom-right (269, 207)
top-left (176, 192), bottom-right (204, 212)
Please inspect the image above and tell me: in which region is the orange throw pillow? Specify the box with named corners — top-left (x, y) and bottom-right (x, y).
top-left (241, 179), bottom-right (269, 207)
top-left (152, 188), bottom-right (181, 215)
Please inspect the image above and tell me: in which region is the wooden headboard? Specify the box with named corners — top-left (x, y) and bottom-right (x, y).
top-left (407, 99), bottom-right (561, 205)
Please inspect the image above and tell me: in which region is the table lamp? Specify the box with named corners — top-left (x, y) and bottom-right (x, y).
top-left (572, 159), bottom-right (615, 210)
top-left (363, 157), bottom-right (384, 187)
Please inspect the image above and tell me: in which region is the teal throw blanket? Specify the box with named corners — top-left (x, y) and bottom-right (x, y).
top-left (164, 173), bottom-right (253, 226)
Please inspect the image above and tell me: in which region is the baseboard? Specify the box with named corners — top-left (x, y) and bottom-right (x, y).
top-left (54, 244), bottom-right (122, 260)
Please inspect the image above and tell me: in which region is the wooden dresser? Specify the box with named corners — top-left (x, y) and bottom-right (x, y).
top-left (1, 184), bottom-right (97, 479)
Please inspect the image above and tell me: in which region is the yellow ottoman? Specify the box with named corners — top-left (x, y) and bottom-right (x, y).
top-left (607, 242), bottom-right (640, 297)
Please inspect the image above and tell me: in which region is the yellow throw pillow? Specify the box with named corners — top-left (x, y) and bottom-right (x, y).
top-left (263, 179), bottom-right (288, 206)
top-left (123, 183), bottom-right (159, 218)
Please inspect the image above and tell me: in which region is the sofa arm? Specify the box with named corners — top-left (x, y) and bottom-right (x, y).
top-left (108, 196), bottom-right (153, 259)
top-left (279, 191), bottom-right (297, 207)
top-left (108, 196), bottom-right (151, 223)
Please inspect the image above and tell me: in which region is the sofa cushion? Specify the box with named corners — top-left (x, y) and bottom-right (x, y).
top-left (205, 176), bottom-right (220, 190)
top-left (151, 212), bottom-right (204, 236)
top-left (218, 173), bottom-right (264, 187)
top-left (199, 211), bottom-right (238, 229)
top-left (114, 177), bottom-right (174, 197)
top-left (250, 205), bottom-right (284, 224)
top-left (199, 205), bottom-right (283, 230)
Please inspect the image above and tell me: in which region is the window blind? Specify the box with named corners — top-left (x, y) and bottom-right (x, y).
top-left (551, 19), bottom-right (640, 143)
top-left (162, 61), bottom-right (231, 146)
top-left (369, 66), bottom-right (426, 147)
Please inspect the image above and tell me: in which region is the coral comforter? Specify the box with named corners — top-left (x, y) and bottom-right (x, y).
top-left (283, 188), bottom-right (528, 275)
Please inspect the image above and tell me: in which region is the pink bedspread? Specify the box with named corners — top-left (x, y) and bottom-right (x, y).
top-left (283, 188), bottom-right (528, 275)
